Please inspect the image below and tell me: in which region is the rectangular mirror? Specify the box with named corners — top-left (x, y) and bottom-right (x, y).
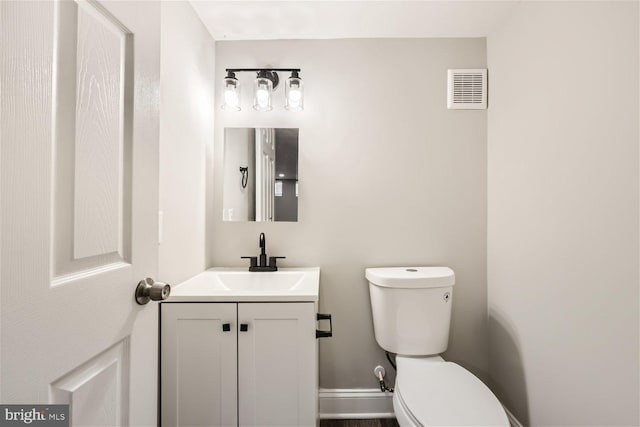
top-left (223, 128), bottom-right (299, 222)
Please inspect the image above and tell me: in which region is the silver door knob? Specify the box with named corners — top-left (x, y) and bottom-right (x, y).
top-left (135, 278), bottom-right (171, 305)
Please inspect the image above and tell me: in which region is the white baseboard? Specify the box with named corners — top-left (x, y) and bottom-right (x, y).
top-left (319, 387), bottom-right (524, 427)
top-left (319, 388), bottom-right (394, 419)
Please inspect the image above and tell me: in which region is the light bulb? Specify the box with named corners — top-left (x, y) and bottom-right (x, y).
top-left (288, 88), bottom-right (302, 106)
top-left (224, 89), bottom-right (239, 108)
top-left (256, 87), bottom-right (270, 107)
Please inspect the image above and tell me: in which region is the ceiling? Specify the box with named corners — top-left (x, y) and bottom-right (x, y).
top-left (189, 1), bottom-right (521, 41)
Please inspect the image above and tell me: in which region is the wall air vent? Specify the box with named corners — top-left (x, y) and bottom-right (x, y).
top-left (447, 69), bottom-right (487, 110)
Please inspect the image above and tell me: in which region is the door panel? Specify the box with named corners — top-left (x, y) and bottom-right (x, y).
top-left (238, 303), bottom-right (316, 427)
top-left (73, 0), bottom-right (132, 261)
top-left (53, 0), bottom-right (134, 280)
top-left (50, 339), bottom-right (130, 426)
top-left (161, 303), bottom-right (238, 427)
top-left (0, 1), bottom-right (160, 425)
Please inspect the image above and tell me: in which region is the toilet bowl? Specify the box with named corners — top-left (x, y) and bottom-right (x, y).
top-left (393, 356), bottom-right (508, 426)
top-left (366, 267), bottom-right (509, 427)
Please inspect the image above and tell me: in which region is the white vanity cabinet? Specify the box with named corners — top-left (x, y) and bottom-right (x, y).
top-left (161, 301), bottom-right (318, 427)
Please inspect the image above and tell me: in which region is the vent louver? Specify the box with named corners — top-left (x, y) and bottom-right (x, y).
top-left (447, 69), bottom-right (487, 110)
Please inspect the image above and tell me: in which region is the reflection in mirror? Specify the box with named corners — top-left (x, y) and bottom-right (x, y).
top-left (223, 128), bottom-right (299, 222)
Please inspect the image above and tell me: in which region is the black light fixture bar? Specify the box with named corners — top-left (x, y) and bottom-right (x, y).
top-left (226, 68), bottom-right (301, 73)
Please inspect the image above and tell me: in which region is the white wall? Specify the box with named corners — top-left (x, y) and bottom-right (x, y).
top-left (487, 2), bottom-right (639, 425)
top-left (159, 2), bottom-right (215, 285)
top-left (212, 38), bottom-right (488, 388)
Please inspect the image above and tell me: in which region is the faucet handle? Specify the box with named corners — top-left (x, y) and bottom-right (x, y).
top-left (268, 256), bottom-right (286, 268)
top-left (241, 256), bottom-right (258, 268)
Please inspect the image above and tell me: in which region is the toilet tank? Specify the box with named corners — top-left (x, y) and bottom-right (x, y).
top-left (366, 267), bottom-right (455, 356)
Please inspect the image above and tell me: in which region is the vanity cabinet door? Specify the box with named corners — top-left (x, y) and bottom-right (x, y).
top-left (238, 302), bottom-right (317, 427)
top-left (161, 303), bottom-right (238, 427)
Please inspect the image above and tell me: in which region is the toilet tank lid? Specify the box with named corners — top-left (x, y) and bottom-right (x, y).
top-left (365, 266), bottom-right (454, 288)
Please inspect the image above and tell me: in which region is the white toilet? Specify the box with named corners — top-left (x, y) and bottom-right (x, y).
top-left (366, 266), bottom-right (510, 427)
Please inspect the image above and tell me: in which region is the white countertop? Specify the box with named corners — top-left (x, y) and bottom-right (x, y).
top-left (166, 267), bottom-right (320, 302)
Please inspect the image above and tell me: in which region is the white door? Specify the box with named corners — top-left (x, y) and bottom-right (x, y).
top-left (238, 303), bottom-right (317, 427)
top-left (1, 1), bottom-right (160, 425)
top-left (161, 303), bottom-right (238, 427)
top-left (255, 128), bottom-right (275, 222)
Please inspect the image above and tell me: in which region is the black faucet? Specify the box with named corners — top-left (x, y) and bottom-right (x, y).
top-left (241, 232), bottom-right (285, 272)
top-left (258, 232), bottom-right (267, 267)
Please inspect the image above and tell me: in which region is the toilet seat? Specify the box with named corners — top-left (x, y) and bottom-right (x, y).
top-left (393, 388), bottom-right (422, 427)
top-left (394, 356), bottom-right (510, 427)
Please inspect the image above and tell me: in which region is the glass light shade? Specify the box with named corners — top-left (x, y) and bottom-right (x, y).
top-left (222, 76), bottom-right (240, 111)
top-left (285, 76), bottom-right (304, 111)
top-left (253, 77), bottom-right (273, 112)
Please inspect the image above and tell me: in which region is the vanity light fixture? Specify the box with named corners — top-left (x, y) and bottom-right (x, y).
top-left (222, 68), bottom-right (303, 112)
top-left (222, 71), bottom-right (240, 111)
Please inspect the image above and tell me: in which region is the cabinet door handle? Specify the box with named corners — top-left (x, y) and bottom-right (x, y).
top-left (240, 323), bottom-right (248, 332)
top-left (316, 313), bottom-right (333, 339)
top-left (222, 323), bottom-right (231, 332)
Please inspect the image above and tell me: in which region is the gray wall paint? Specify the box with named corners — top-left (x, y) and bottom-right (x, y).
top-left (274, 180), bottom-right (298, 222)
top-left (159, 2), bottom-right (214, 284)
top-left (211, 38), bottom-right (488, 388)
top-left (487, 2), bottom-right (639, 425)
top-left (274, 129), bottom-right (299, 222)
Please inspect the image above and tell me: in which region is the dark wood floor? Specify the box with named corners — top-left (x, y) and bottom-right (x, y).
top-left (320, 419), bottom-right (400, 427)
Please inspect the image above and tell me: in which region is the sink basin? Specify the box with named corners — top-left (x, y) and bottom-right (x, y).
top-left (167, 267), bottom-right (320, 302)
top-left (216, 271), bottom-right (305, 291)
